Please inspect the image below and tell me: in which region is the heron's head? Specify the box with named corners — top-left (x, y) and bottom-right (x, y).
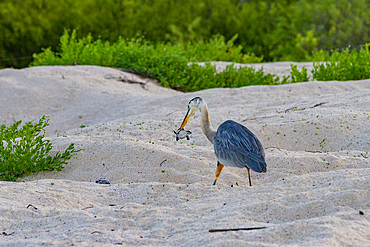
top-left (179, 97), bottom-right (203, 130)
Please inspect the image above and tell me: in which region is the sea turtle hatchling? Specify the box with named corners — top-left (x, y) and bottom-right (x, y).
top-left (174, 129), bottom-right (192, 141)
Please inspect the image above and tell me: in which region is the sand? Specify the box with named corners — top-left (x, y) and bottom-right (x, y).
top-left (0, 64), bottom-right (369, 246)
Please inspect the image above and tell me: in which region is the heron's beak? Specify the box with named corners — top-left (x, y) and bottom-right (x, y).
top-left (179, 108), bottom-right (196, 130)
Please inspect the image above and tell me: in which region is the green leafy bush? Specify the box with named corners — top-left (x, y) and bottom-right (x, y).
top-left (32, 31), bottom-right (370, 92)
top-left (290, 65), bottom-right (310, 83)
top-left (32, 30), bottom-right (256, 66)
top-left (181, 34), bottom-right (263, 64)
top-left (171, 63), bottom-right (286, 92)
top-left (312, 44), bottom-right (370, 81)
top-left (0, 116), bottom-right (79, 181)
top-left (32, 30), bottom-right (283, 92)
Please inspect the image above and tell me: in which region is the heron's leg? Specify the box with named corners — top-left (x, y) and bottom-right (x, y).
top-left (246, 167), bottom-right (252, 186)
top-left (213, 162), bottom-right (224, 185)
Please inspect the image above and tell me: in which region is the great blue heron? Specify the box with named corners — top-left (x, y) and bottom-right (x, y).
top-left (177, 97), bottom-right (267, 186)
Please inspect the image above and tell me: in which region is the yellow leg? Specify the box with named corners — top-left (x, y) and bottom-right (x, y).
top-left (213, 162), bottom-right (224, 185)
top-left (246, 167), bottom-right (252, 186)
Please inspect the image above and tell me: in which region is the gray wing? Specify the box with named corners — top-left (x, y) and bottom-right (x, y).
top-left (213, 120), bottom-right (267, 173)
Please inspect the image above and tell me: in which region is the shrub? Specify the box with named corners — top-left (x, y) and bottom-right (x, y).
top-left (182, 63), bottom-right (284, 92)
top-left (0, 116), bottom-right (80, 181)
top-left (312, 44), bottom-right (370, 81)
top-left (182, 34), bottom-right (263, 64)
top-left (290, 64), bottom-right (310, 83)
top-left (32, 30), bottom-right (268, 91)
top-left (32, 31), bottom-right (370, 92)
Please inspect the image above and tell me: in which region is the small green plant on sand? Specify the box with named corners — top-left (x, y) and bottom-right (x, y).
top-left (0, 116), bottom-right (80, 181)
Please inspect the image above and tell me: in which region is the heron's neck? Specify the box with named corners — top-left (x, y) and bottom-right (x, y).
top-left (200, 104), bottom-right (216, 143)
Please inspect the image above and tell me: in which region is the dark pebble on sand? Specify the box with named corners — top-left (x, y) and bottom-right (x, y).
top-left (96, 178), bottom-right (110, 184)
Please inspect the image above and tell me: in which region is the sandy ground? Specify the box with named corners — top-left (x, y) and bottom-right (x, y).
top-left (0, 64), bottom-right (369, 246)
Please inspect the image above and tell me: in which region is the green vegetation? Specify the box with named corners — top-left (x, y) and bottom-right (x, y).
top-left (289, 44), bottom-right (370, 82)
top-left (182, 64), bottom-right (283, 92)
top-left (1, 0), bottom-right (369, 68)
top-left (312, 44), bottom-right (370, 81)
top-left (290, 65), bottom-right (309, 83)
top-left (32, 30), bottom-right (282, 92)
top-left (32, 30), bottom-right (370, 92)
top-left (0, 116), bottom-right (80, 181)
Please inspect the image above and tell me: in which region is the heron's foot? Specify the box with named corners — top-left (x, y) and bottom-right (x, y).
top-left (213, 162), bottom-right (224, 186)
top-left (246, 167), bottom-right (252, 186)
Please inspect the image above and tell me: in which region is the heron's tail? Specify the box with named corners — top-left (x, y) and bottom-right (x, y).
top-left (246, 157), bottom-right (267, 173)
top-left (260, 162), bottom-right (267, 173)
